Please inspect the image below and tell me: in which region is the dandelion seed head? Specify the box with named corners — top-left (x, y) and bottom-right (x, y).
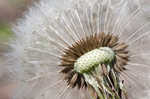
top-left (60, 32), bottom-right (129, 94)
top-left (7, 0), bottom-right (150, 99)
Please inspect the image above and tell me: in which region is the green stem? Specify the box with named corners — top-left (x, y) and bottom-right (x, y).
top-left (83, 64), bottom-right (126, 99)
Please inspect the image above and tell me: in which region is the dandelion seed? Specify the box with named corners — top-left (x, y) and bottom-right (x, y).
top-left (7, 0), bottom-right (150, 99)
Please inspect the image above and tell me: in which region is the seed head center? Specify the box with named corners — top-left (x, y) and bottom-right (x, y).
top-left (74, 47), bottom-right (115, 73)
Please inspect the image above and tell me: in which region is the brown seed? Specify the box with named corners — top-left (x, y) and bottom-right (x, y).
top-left (70, 73), bottom-right (78, 86)
top-left (113, 43), bottom-right (128, 51)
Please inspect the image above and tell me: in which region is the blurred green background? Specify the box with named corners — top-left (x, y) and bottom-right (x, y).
top-left (0, 0), bottom-right (37, 98)
top-left (0, 0), bottom-right (37, 43)
top-left (0, 24), bottom-right (12, 42)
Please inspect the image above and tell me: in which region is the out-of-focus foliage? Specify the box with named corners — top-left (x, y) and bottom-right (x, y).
top-left (0, 0), bottom-right (37, 98)
top-left (0, 24), bottom-right (12, 42)
top-left (0, 0), bottom-right (37, 41)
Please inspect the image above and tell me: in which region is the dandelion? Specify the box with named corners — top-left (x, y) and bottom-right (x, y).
top-left (8, 0), bottom-right (150, 99)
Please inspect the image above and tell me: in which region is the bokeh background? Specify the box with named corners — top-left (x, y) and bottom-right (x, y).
top-left (0, 0), bottom-right (37, 99)
top-left (0, 0), bottom-right (38, 42)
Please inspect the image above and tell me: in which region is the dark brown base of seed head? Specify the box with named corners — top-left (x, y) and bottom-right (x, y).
top-left (59, 32), bottom-right (129, 93)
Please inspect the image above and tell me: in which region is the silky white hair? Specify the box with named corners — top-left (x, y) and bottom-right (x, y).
top-left (4, 0), bottom-right (150, 99)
